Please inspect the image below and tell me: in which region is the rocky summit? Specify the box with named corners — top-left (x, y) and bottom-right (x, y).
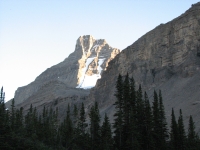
top-left (11, 35), bottom-right (119, 113)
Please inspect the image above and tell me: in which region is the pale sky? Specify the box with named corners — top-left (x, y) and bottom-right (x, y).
top-left (0, 0), bottom-right (199, 101)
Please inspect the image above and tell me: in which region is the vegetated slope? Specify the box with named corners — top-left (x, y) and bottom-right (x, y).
top-left (88, 2), bottom-right (200, 130)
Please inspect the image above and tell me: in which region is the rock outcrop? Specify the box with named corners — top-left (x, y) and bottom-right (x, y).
top-left (13, 35), bottom-right (120, 106)
top-left (88, 2), bottom-right (200, 130)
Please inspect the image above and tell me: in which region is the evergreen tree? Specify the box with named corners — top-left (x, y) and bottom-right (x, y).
top-left (152, 90), bottom-right (160, 150)
top-left (0, 87), bottom-right (6, 131)
top-left (39, 106), bottom-right (47, 143)
top-left (129, 77), bottom-right (140, 150)
top-left (100, 113), bottom-right (113, 150)
top-left (78, 103), bottom-right (87, 133)
top-left (113, 74), bottom-right (124, 149)
top-left (74, 102), bottom-right (89, 149)
top-left (151, 90), bottom-right (168, 149)
top-left (15, 107), bottom-right (24, 135)
top-left (158, 90), bottom-right (168, 149)
top-left (0, 87), bottom-right (7, 149)
top-left (60, 104), bottom-right (73, 149)
top-left (143, 92), bottom-right (154, 150)
top-left (122, 73), bottom-right (131, 148)
top-left (10, 98), bottom-right (16, 131)
top-left (187, 115), bottom-right (199, 149)
top-left (129, 77), bottom-right (136, 112)
top-left (177, 109), bottom-right (186, 150)
top-left (135, 84), bottom-right (145, 149)
top-left (25, 104), bottom-right (34, 138)
top-left (89, 102), bottom-right (101, 150)
top-left (73, 104), bottom-right (78, 127)
top-left (47, 107), bottom-right (58, 148)
top-left (170, 108), bottom-right (179, 150)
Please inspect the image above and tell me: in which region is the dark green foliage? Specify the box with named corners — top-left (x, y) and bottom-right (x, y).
top-left (187, 115), bottom-right (199, 149)
top-left (1, 76), bottom-right (200, 149)
top-left (122, 73), bottom-right (131, 148)
top-left (143, 92), bottom-right (154, 150)
top-left (10, 98), bottom-right (15, 131)
top-left (113, 74), bottom-right (170, 149)
top-left (89, 101), bottom-right (101, 150)
top-left (73, 102), bottom-right (90, 149)
top-left (59, 104), bottom-right (74, 149)
top-left (78, 102), bottom-right (87, 133)
top-left (113, 74), bottom-right (171, 150)
top-left (152, 90), bottom-right (161, 149)
top-left (135, 84), bottom-right (146, 149)
top-left (129, 77), bottom-right (140, 150)
top-left (113, 74), bottom-right (124, 149)
top-left (151, 90), bottom-right (168, 150)
top-left (170, 108), bottom-right (179, 149)
top-left (158, 90), bottom-right (168, 149)
top-left (177, 109), bottom-right (186, 150)
top-left (73, 104), bottom-right (78, 127)
top-left (100, 113), bottom-right (113, 150)
top-left (0, 87), bottom-right (8, 150)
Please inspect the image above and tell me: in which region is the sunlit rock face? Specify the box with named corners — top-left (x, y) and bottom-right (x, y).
top-left (13, 35), bottom-right (120, 105)
top-left (76, 35), bottom-right (120, 89)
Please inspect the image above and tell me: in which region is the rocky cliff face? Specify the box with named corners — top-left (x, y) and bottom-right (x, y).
top-left (13, 35), bottom-right (120, 105)
top-left (88, 3), bottom-right (200, 129)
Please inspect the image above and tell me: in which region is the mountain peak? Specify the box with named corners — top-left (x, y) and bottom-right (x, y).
top-left (75, 35), bottom-right (120, 88)
top-left (13, 36), bottom-right (120, 105)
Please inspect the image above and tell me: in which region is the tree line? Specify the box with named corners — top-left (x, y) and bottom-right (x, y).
top-left (0, 73), bottom-right (200, 149)
top-left (113, 73), bottom-right (200, 150)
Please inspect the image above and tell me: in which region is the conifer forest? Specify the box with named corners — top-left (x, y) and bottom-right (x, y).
top-left (0, 74), bottom-right (200, 149)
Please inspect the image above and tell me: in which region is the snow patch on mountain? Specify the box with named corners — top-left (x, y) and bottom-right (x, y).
top-left (76, 58), bottom-right (105, 89)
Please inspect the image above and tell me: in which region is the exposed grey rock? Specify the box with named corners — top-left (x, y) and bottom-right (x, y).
top-left (88, 2), bottom-right (200, 131)
top-left (16, 80), bottom-right (90, 121)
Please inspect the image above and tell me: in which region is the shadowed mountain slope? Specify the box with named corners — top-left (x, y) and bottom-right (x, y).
top-left (88, 2), bottom-right (200, 130)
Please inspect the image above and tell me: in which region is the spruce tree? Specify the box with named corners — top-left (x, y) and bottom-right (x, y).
top-left (170, 108), bottom-right (179, 150)
top-left (113, 74), bottom-right (124, 149)
top-left (15, 107), bottom-right (24, 135)
top-left (78, 103), bottom-right (87, 133)
top-left (100, 113), bottom-right (113, 150)
top-left (73, 104), bottom-right (78, 127)
top-left (129, 77), bottom-right (140, 150)
top-left (0, 87), bottom-right (7, 149)
top-left (152, 90), bottom-right (160, 150)
top-left (89, 102), bottom-right (101, 150)
top-left (158, 90), bottom-right (168, 149)
top-left (10, 99), bottom-right (16, 132)
top-left (135, 84), bottom-right (145, 149)
top-left (66, 104), bottom-right (73, 149)
top-left (143, 92), bottom-right (154, 150)
top-left (187, 115), bottom-right (199, 149)
top-left (25, 104), bottom-right (34, 138)
top-left (0, 87), bottom-right (6, 131)
top-left (122, 73), bottom-right (131, 148)
top-left (177, 109), bottom-right (186, 150)
top-left (74, 102), bottom-right (89, 149)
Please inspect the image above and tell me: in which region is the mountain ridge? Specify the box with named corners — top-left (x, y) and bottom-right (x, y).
top-left (87, 2), bottom-right (200, 130)
top-left (11, 35), bottom-right (120, 108)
